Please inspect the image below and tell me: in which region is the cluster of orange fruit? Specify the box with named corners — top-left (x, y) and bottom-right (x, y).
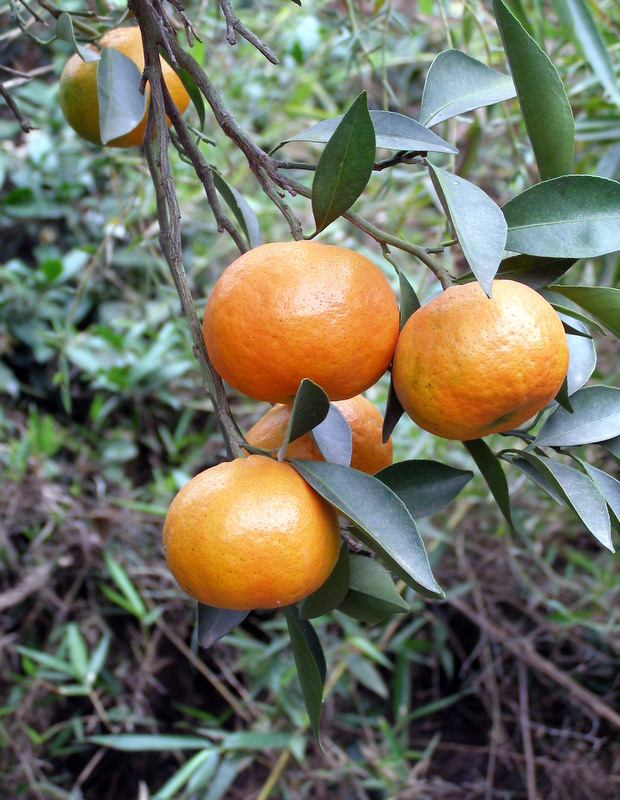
top-left (164, 241), bottom-right (569, 611)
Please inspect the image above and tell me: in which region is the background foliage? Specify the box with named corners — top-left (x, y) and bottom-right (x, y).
top-left (1, 1), bottom-right (619, 798)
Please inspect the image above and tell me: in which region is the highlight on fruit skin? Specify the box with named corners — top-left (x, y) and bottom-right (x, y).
top-left (202, 240), bottom-right (400, 404)
top-left (59, 26), bottom-right (190, 148)
top-left (162, 455), bottom-right (341, 610)
top-left (245, 394), bottom-right (393, 475)
top-left (392, 279), bottom-right (570, 441)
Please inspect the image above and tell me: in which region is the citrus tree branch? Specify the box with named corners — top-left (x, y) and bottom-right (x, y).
top-left (218, 0), bottom-right (279, 64)
top-left (0, 78), bottom-right (34, 132)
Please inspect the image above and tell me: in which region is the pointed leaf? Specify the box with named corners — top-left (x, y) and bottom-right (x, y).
top-left (382, 377), bottom-right (405, 444)
top-left (398, 270), bottom-right (421, 328)
top-left (503, 176), bottom-right (620, 258)
top-left (547, 285), bottom-right (620, 338)
top-left (312, 91), bottom-right (376, 232)
top-left (552, 0), bottom-right (620, 107)
top-left (337, 554), bottom-right (409, 624)
top-left (581, 463), bottom-right (620, 529)
top-left (285, 606), bottom-right (326, 744)
top-left (98, 47), bottom-right (147, 145)
top-left (463, 439), bottom-right (514, 528)
top-left (509, 451), bottom-right (612, 549)
top-left (291, 459), bottom-right (443, 598)
top-left (278, 110), bottom-right (458, 154)
top-left (535, 385), bottom-right (620, 447)
top-left (279, 379), bottom-right (330, 460)
top-left (420, 49), bottom-right (516, 127)
top-left (602, 435), bottom-right (620, 459)
top-left (375, 459), bottom-right (473, 518)
top-left (196, 604), bottom-right (249, 649)
top-left (427, 164), bottom-right (506, 295)
top-left (494, 0), bottom-right (574, 180)
top-left (299, 543), bottom-right (350, 620)
top-left (496, 254), bottom-right (576, 287)
top-left (211, 170), bottom-right (261, 249)
top-left (311, 403), bottom-right (353, 467)
top-left (564, 317), bottom-right (596, 396)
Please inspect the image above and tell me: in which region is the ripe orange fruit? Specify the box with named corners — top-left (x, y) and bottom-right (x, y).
top-left (59, 26), bottom-right (190, 147)
top-left (203, 241), bottom-right (400, 403)
top-left (392, 280), bottom-right (569, 441)
top-left (162, 455), bottom-right (341, 610)
top-left (245, 394), bottom-right (393, 474)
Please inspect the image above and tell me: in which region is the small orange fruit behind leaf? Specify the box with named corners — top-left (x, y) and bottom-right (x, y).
top-left (59, 26), bottom-right (190, 147)
top-left (202, 241), bottom-right (400, 403)
top-left (392, 279), bottom-right (570, 441)
top-left (246, 394), bottom-right (393, 474)
top-left (162, 455), bottom-right (341, 610)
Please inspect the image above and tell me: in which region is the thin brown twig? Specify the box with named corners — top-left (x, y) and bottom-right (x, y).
top-left (0, 79), bottom-right (35, 132)
top-left (218, 0), bottom-right (279, 64)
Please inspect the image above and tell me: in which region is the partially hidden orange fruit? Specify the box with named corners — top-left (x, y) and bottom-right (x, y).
top-left (202, 241), bottom-right (400, 403)
top-left (162, 455), bottom-right (341, 610)
top-left (392, 279), bottom-right (569, 441)
top-left (59, 26), bottom-right (190, 147)
top-left (245, 394), bottom-right (393, 474)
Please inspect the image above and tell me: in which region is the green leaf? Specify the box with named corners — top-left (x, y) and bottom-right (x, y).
top-left (337, 554), bottom-right (409, 624)
top-left (284, 606), bottom-right (326, 745)
top-left (507, 451), bottom-right (612, 550)
top-left (159, 48), bottom-right (206, 130)
top-left (547, 285), bottom-right (620, 338)
top-left (463, 439), bottom-right (514, 528)
top-left (427, 164), bottom-right (506, 296)
top-left (398, 270), bottom-right (420, 329)
top-left (534, 386), bottom-right (620, 447)
top-left (602, 435), bottom-right (620, 459)
top-left (211, 170), bottom-right (261, 249)
top-left (312, 91), bottom-right (376, 233)
top-left (56, 12), bottom-right (81, 53)
top-left (493, 0), bottom-right (574, 179)
top-left (552, 0), bottom-right (620, 107)
top-left (300, 543), bottom-right (350, 619)
top-left (311, 404), bottom-right (353, 467)
top-left (98, 47), bottom-right (147, 145)
top-left (87, 734), bottom-right (211, 752)
top-left (375, 459), bottom-right (473, 518)
top-left (278, 379), bottom-right (330, 460)
top-left (420, 49), bottom-right (516, 127)
top-left (291, 459), bottom-right (443, 598)
top-left (495, 254), bottom-right (576, 287)
top-left (563, 317), bottom-right (596, 396)
top-left (278, 110), bottom-right (458, 155)
top-left (382, 378), bottom-right (405, 444)
top-left (103, 551), bottom-right (146, 619)
top-left (196, 604), bottom-right (249, 649)
top-left (503, 176), bottom-right (620, 258)
top-left (581, 463), bottom-right (620, 527)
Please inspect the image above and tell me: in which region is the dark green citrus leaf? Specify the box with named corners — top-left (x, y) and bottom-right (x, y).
top-left (375, 459), bottom-right (473, 518)
top-left (534, 386), bottom-right (620, 447)
top-left (56, 13), bottom-right (82, 53)
top-left (427, 164), bottom-right (506, 296)
top-left (495, 254), bottom-right (576, 287)
top-left (211, 170), bottom-right (261, 250)
top-left (463, 439), bottom-right (514, 528)
top-left (602, 436), bottom-right (620, 459)
top-left (279, 379), bottom-right (330, 459)
top-left (337, 554), bottom-right (409, 624)
top-left (98, 47), bottom-right (147, 145)
top-left (284, 606), bottom-right (326, 745)
top-left (420, 49), bottom-right (516, 127)
top-left (291, 459), bottom-right (443, 598)
top-left (277, 110), bottom-right (457, 155)
top-left (398, 270), bottom-right (420, 329)
top-left (503, 176), bottom-right (620, 258)
top-left (299, 543), bottom-right (350, 620)
top-left (493, 0), bottom-right (574, 179)
top-left (580, 462), bottom-right (620, 529)
top-left (563, 317), bottom-right (596, 396)
top-left (547, 285), bottom-right (620, 338)
top-left (196, 604), bottom-right (248, 649)
top-left (508, 451), bottom-right (612, 550)
top-left (382, 378), bottom-right (405, 444)
top-left (311, 404), bottom-right (353, 467)
top-left (541, 289), bottom-right (609, 336)
top-left (552, 0), bottom-right (620, 107)
top-left (312, 91), bottom-right (375, 233)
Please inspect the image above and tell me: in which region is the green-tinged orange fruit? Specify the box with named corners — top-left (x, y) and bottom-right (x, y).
top-left (59, 26), bottom-right (190, 147)
top-left (392, 279), bottom-right (569, 441)
top-left (202, 241), bottom-right (400, 403)
top-left (162, 455), bottom-right (341, 610)
top-left (245, 394), bottom-right (393, 474)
